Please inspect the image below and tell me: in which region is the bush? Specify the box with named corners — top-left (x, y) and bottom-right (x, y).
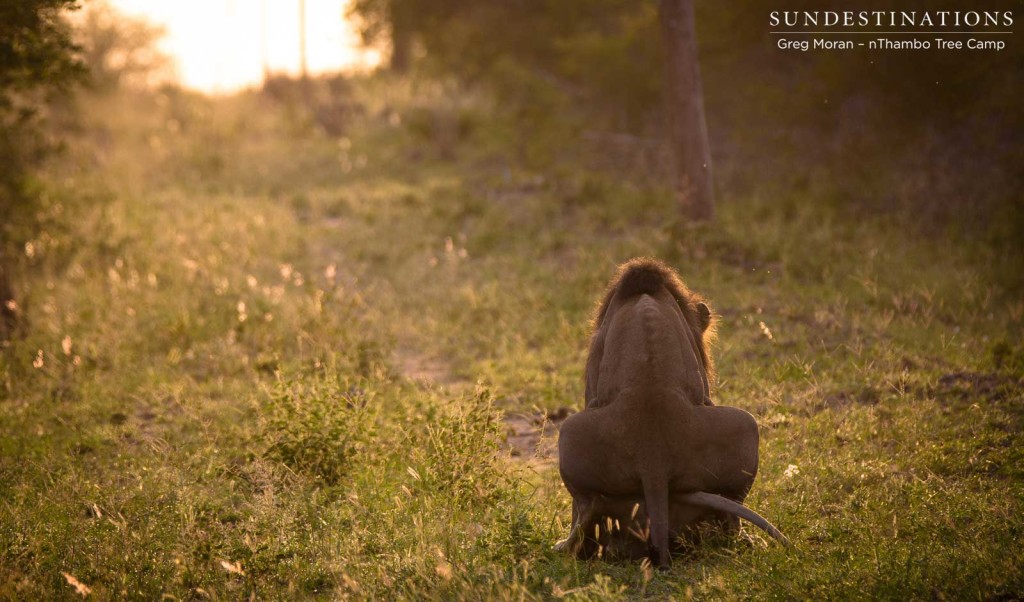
top-left (74, 0), bottom-right (168, 91)
top-left (409, 387), bottom-right (509, 508)
top-left (261, 371), bottom-right (378, 485)
top-left (0, 0), bottom-right (83, 340)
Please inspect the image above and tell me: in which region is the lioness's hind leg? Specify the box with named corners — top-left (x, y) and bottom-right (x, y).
top-left (554, 497), bottom-right (600, 558)
top-left (554, 499), bottom-right (583, 554)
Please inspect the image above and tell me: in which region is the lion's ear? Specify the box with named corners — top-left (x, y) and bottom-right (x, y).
top-left (696, 302), bottom-right (712, 332)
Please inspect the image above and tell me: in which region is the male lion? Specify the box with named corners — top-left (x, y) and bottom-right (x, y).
top-left (556, 258), bottom-right (789, 569)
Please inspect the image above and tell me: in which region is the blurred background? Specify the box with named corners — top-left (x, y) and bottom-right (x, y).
top-left (96, 0), bottom-right (380, 92)
top-left (6, 0), bottom-right (1023, 236)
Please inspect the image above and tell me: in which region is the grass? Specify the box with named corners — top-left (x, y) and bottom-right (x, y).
top-left (1, 74), bottom-right (1022, 599)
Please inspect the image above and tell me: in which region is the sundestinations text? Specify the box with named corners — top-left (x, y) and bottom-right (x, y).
top-left (769, 11), bottom-right (1013, 28)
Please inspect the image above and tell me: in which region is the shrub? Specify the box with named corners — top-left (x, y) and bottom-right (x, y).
top-left (0, 0), bottom-right (83, 340)
top-left (261, 371), bottom-right (377, 486)
top-left (411, 388), bottom-right (508, 507)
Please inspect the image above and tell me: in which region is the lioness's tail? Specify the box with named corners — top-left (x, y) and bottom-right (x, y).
top-left (679, 491), bottom-right (792, 547)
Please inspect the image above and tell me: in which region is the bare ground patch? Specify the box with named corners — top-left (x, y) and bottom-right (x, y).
top-left (502, 407), bottom-right (572, 466)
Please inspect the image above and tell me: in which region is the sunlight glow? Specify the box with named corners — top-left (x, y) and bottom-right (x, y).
top-left (108, 0), bottom-right (381, 93)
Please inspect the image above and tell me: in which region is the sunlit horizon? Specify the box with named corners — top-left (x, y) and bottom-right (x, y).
top-left (107, 0), bottom-right (382, 93)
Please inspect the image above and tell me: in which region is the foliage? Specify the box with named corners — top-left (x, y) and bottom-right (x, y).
top-left (348, 1), bottom-right (1024, 235)
top-left (349, 0), bottom-right (664, 122)
top-left (410, 387), bottom-right (509, 507)
top-left (0, 0), bottom-right (83, 340)
top-left (0, 0), bottom-right (82, 103)
top-left (262, 370), bottom-right (377, 485)
top-left (74, 0), bottom-right (168, 91)
top-left (0, 0), bottom-right (82, 240)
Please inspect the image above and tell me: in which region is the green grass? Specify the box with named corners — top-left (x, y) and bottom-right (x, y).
top-left (1, 76), bottom-right (1022, 600)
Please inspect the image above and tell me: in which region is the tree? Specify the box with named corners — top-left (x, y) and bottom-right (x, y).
top-left (0, 0), bottom-right (83, 340)
top-left (658, 0), bottom-right (714, 222)
top-left (347, 0), bottom-right (714, 218)
top-left (76, 0), bottom-right (166, 91)
top-left (347, 0), bottom-right (417, 73)
top-left (388, 2), bottom-right (413, 74)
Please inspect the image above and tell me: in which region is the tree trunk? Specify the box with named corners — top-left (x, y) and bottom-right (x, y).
top-left (659, 0), bottom-right (714, 222)
top-left (389, 2), bottom-right (412, 74)
top-left (0, 256), bottom-right (16, 341)
top-left (298, 0), bottom-right (309, 81)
